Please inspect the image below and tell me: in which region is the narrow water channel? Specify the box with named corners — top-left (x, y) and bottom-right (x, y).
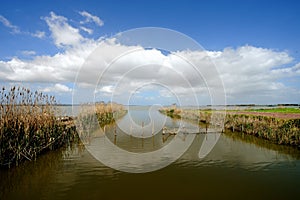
top-left (1, 106), bottom-right (300, 199)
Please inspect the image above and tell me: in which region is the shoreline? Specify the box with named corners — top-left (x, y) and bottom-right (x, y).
top-left (0, 98), bottom-right (126, 168)
top-left (159, 107), bottom-right (300, 147)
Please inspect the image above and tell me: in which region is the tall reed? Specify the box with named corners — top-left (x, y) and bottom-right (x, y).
top-left (224, 114), bottom-right (300, 145)
top-left (0, 86), bottom-right (73, 168)
top-left (77, 102), bottom-right (126, 131)
top-left (75, 102), bottom-right (127, 144)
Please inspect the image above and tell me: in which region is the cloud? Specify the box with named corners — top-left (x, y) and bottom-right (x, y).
top-left (211, 46), bottom-right (295, 96)
top-left (41, 83), bottom-right (72, 93)
top-left (0, 28), bottom-right (299, 104)
top-left (80, 26), bottom-right (93, 34)
top-left (0, 15), bottom-right (20, 33)
top-left (0, 38), bottom-right (97, 82)
top-left (32, 30), bottom-right (45, 38)
top-left (0, 15), bottom-right (45, 38)
top-left (76, 41), bottom-right (299, 104)
top-left (98, 85), bottom-right (114, 93)
top-left (1, 11), bottom-right (298, 105)
top-left (159, 89), bottom-right (173, 98)
top-left (79, 11), bottom-right (104, 27)
top-left (43, 12), bottom-right (84, 47)
top-left (21, 50), bottom-right (36, 56)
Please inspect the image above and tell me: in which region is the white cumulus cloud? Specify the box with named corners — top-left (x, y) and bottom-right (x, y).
top-left (1, 39), bottom-right (300, 105)
top-left (41, 83), bottom-right (72, 93)
top-left (99, 85), bottom-right (114, 93)
top-left (44, 12), bottom-right (84, 48)
top-left (0, 10), bottom-right (299, 105)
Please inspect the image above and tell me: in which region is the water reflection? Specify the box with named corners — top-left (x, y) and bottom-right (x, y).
top-left (224, 130), bottom-right (300, 160)
top-left (85, 127), bottom-right (196, 173)
top-left (1, 107), bottom-right (300, 199)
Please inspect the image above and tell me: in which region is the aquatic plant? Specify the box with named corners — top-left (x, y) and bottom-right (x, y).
top-left (95, 102), bottom-right (126, 127)
top-left (224, 114), bottom-right (300, 146)
top-left (0, 86), bottom-right (76, 168)
top-left (159, 107), bottom-right (182, 119)
top-left (160, 106), bottom-right (300, 147)
top-left (75, 102), bottom-right (127, 144)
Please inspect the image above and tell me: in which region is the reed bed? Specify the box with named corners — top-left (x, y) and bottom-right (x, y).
top-left (160, 106), bottom-right (300, 146)
top-left (159, 106), bottom-right (181, 119)
top-left (159, 107), bottom-right (212, 122)
top-left (77, 102), bottom-right (126, 127)
top-left (225, 114), bottom-right (300, 146)
top-left (224, 129), bottom-right (300, 159)
top-left (75, 102), bottom-right (127, 142)
top-left (95, 102), bottom-right (127, 127)
top-left (0, 86), bottom-right (76, 168)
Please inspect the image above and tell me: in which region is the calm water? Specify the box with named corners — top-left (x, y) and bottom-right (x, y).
top-left (1, 106), bottom-right (300, 199)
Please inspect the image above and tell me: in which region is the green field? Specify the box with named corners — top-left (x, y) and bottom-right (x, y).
top-left (246, 107), bottom-right (300, 113)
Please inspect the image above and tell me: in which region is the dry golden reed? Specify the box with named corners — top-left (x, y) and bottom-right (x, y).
top-left (0, 86), bottom-right (74, 168)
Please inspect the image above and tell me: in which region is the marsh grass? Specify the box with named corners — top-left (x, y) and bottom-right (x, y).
top-left (75, 102), bottom-right (127, 143)
top-left (95, 102), bottom-right (126, 127)
top-left (0, 86), bottom-right (75, 168)
top-left (159, 107), bottom-right (181, 119)
top-left (160, 106), bottom-right (300, 146)
top-left (224, 114), bottom-right (300, 146)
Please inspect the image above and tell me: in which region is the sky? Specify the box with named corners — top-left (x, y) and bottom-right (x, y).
top-left (0, 0), bottom-right (300, 105)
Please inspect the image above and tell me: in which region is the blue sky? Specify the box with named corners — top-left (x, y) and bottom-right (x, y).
top-left (0, 0), bottom-right (300, 105)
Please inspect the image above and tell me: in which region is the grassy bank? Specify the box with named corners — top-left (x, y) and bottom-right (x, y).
top-left (246, 107), bottom-right (300, 113)
top-left (160, 107), bottom-right (300, 146)
top-left (225, 113), bottom-right (300, 146)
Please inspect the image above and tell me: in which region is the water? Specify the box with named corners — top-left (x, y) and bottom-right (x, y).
top-left (1, 106), bottom-right (300, 199)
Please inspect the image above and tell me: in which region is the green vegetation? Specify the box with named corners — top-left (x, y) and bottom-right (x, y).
top-left (246, 107), bottom-right (300, 113)
top-left (95, 102), bottom-right (127, 127)
top-left (159, 107), bottom-right (181, 119)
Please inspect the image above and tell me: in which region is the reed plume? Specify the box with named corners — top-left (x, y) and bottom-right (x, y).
top-left (0, 86), bottom-right (74, 168)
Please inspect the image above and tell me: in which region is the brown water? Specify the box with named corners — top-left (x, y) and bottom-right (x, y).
top-left (1, 106), bottom-right (300, 199)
